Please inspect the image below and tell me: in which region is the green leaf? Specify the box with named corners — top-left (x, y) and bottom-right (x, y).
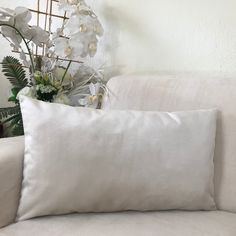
top-left (11, 87), bottom-right (21, 97)
top-left (2, 56), bottom-right (28, 89)
top-left (0, 106), bottom-right (21, 120)
top-left (8, 87), bottom-right (21, 103)
top-left (2, 114), bottom-right (19, 124)
top-left (0, 105), bottom-right (24, 136)
top-left (8, 96), bottom-right (17, 103)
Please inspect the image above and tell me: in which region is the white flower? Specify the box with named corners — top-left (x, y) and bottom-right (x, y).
top-left (17, 87), bottom-right (36, 100)
top-left (58, 0), bottom-right (81, 12)
top-left (0, 7), bottom-right (31, 31)
top-left (0, 7), bottom-right (32, 49)
top-left (24, 26), bottom-right (50, 47)
top-left (55, 32), bottom-right (98, 59)
top-left (79, 15), bottom-right (104, 37)
top-left (36, 84), bottom-right (57, 94)
top-left (64, 15), bottom-right (81, 35)
top-left (54, 37), bottom-right (84, 59)
top-left (56, 0), bottom-right (103, 59)
top-left (53, 93), bottom-right (71, 105)
top-left (1, 26), bottom-right (22, 48)
top-left (59, 0), bottom-right (81, 6)
top-left (62, 14), bottom-right (103, 57)
top-left (79, 32), bottom-right (98, 57)
top-left (64, 14), bottom-right (103, 37)
top-left (59, 0), bottom-right (87, 12)
top-left (79, 82), bottom-right (100, 108)
top-left (0, 7), bottom-right (49, 48)
top-left (0, 7), bottom-right (31, 27)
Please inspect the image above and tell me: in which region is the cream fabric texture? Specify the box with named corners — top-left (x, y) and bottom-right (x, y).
top-left (0, 136), bottom-right (24, 228)
top-left (102, 75), bottom-right (236, 212)
top-left (18, 96), bottom-right (216, 220)
top-left (2, 211), bottom-right (236, 236)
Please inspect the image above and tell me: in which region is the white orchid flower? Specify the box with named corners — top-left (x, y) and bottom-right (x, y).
top-left (60, 32), bottom-right (98, 58)
top-left (25, 26), bottom-right (50, 47)
top-left (59, 0), bottom-right (85, 9)
top-left (63, 14), bottom-right (102, 57)
top-left (79, 15), bottom-right (104, 37)
top-left (14, 7), bottom-right (32, 28)
top-left (54, 37), bottom-right (84, 59)
top-left (54, 37), bottom-right (71, 58)
top-left (0, 7), bottom-right (31, 49)
top-left (2, 7), bottom-right (31, 33)
top-left (58, 0), bottom-right (81, 12)
top-left (0, 7), bottom-right (31, 25)
top-left (79, 82), bottom-right (101, 108)
top-left (65, 14), bottom-right (103, 37)
top-left (64, 15), bottom-right (81, 36)
top-left (79, 32), bottom-right (98, 57)
top-left (62, 0), bottom-right (81, 6)
top-left (1, 26), bottom-right (22, 48)
top-left (56, 0), bottom-right (103, 59)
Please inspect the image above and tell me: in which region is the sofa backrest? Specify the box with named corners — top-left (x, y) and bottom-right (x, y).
top-left (102, 74), bottom-right (236, 212)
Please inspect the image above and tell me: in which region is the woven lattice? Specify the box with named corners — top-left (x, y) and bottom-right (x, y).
top-left (29, 0), bottom-right (70, 60)
top-left (0, 1), bottom-right (83, 65)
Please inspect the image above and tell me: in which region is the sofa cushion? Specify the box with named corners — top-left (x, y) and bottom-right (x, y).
top-left (102, 75), bottom-right (236, 212)
top-left (18, 96), bottom-right (216, 220)
top-left (1, 211), bottom-right (236, 236)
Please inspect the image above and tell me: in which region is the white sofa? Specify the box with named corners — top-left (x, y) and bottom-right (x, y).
top-left (1, 75), bottom-right (236, 235)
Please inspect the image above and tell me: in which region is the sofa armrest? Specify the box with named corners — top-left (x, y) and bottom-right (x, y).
top-left (0, 136), bottom-right (24, 228)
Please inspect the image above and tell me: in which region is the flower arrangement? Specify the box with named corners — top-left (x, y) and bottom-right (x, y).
top-left (0, 0), bottom-right (106, 137)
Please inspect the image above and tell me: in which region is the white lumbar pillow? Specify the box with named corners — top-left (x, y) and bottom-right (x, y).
top-left (17, 96), bottom-right (217, 220)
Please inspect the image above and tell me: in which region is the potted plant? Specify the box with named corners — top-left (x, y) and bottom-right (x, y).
top-left (0, 0), bottom-right (106, 137)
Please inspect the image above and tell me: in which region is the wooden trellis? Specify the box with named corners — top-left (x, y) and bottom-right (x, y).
top-left (28, 0), bottom-right (82, 63)
top-left (0, 0), bottom-right (83, 65)
top-left (29, 0), bottom-right (68, 57)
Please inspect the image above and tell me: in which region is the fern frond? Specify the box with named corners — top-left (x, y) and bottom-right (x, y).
top-left (0, 106), bottom-right (24, 136)
top-left (2, 56), bottom-right (28, 89)
top-left (0, 106), bottom-right (21, 120)
top-left (2, 114), bottom-right (20, 124)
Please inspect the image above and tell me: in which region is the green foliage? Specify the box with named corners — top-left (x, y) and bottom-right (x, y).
top-left (0, 106), bottom-right (24, 136)
top-left (0, 106), bottom-right (20, 120)
top-left (0, 56), bottom-right (28, 137)
top-left (8, 88), bottom-right (21, 103)
top-left (2, 56), bottom-right (28, 89)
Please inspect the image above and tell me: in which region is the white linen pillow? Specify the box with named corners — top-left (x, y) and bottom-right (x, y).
top-left (17, 96), bottom-right (217, 221)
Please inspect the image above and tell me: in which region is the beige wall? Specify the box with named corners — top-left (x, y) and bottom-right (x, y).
top-left (1, 0), bottom-right (236, 107)
top-left (95, 0), bottom-right (236, 75)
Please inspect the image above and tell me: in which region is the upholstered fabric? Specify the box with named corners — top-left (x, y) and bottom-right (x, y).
top-left (1, 211), bottom-right (236, 236)
top-left (18, 96), bottom-right (216, 220)
top-left (102, 75), bottom-right (236, 212)
top-left (0, 136), bottom-right (24, 228)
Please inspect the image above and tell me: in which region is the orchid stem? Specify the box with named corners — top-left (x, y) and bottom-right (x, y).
top-left (0, 24), bottom-right (35, 73)
top-left (61, 60), bottom-right (72, 85)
